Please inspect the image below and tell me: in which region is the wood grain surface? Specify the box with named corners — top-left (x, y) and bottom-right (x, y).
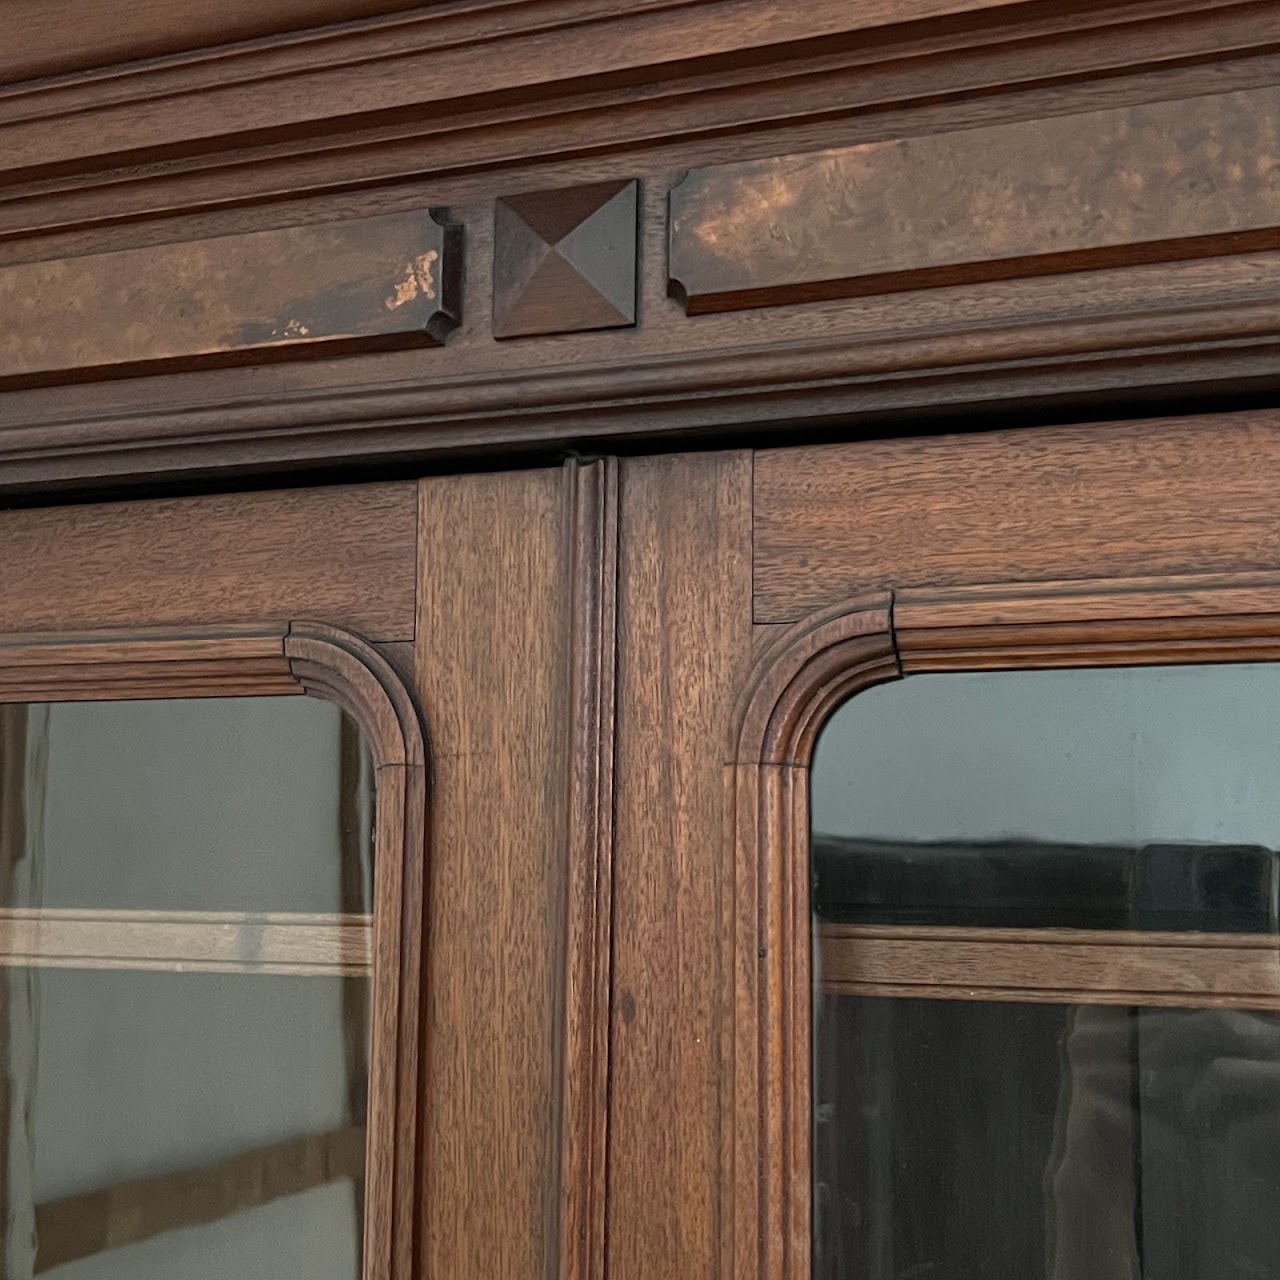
top-left (0, 483), bottom-right (417, 640)
top-left (822, 923), bottom-right (1280, 1008)
top-left (0, 0), bottom-right (421, 81)
top-left (609, 451), bottom-right (754, 1280)
top-left (0, 628), bottom-right (298, 702)
top-left (414, 467), bottom-right (573, 1280)
top-left (559, 460), bottom-right (617, 1280)
top-left (753, 411), bottom-right (1280, 621)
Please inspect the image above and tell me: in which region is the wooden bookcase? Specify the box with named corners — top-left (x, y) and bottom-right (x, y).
top-left (5, 3), bottom-right (1280, 1278)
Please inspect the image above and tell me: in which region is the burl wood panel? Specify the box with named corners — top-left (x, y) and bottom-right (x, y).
top-left (753, 411), bottom-right (1280, 622)
top-left (670, 85), bottom-right (1280, 313)
top-left (0, 483), bottom-right (417, 639)
top-left (414, 469), bottom-right (571, 1280)
top-left (1, 211), bottom-right (460, 384)
top-left (610, 452), bottom-right (754, 1280)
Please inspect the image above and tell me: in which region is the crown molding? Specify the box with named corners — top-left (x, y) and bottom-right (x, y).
top-left (0, 0), bottom-right (1262, 240)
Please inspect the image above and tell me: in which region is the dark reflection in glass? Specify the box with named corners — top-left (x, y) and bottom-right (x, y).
top-left (815, 996), bottom-right (1280, 1280)
top-left (812, 664), bottom-right (1280, 1278)
top-left (812, 665), bottom-right (1280, 933)
top-left (813, 835), bottom-right (1280, 931)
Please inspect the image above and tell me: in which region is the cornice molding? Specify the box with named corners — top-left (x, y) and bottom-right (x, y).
top-left (0, 0), bottom-right (1261, 240)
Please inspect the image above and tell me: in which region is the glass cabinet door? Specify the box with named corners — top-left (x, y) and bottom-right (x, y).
top-left (0, 696), bottom-right (373, 1279)
top-left (812, 664), bottom-right (1280, 1280)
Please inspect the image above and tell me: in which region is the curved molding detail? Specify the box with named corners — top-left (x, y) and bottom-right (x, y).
top-left (725, 595), bottom-right (897, 1280)
top-left (727, 571), bottom-right (1280, 1280)
top-left (284, 620), bottom-right (427, 1280)
top-left (285, 620), bottom-right (426, 769)
top-left (0, 621), bottom-right (429, 1280)
top-left (732, 595), bottom-right (899, 766)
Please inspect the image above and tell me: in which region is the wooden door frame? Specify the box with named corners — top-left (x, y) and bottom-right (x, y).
top-left (731, 566), bottom-right (1280, 1280)
top-left (0, 621), bottom-right (427, 1280)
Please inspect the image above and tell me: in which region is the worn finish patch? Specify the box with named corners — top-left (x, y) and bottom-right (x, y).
top-left (2, 210), bottom-right (461, 383)
top-left (669, 86), bottom-right (1280, 314)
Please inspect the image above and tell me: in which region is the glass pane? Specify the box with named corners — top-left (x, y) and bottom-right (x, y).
top-left (816, 996), bottom-right (1280, 1280)
top-left (0, 697), bottom-right (373, 1280)
top-left (812, 664), bottom-right (1280, 1278)
top-left (813, 666), bottom-right (1280, 932)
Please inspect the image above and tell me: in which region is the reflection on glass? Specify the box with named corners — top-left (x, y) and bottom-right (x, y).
top-left (0, 698), bottom-right (374, 1279)
top-left (812, 665), bottom-right (1280, 1279)
top-left (813, 666), bottom-right (1280, 933)
top-left (815, 996), bottom-right (1280, 1280)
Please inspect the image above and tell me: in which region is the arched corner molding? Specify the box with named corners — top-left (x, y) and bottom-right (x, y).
top-left (286, 619), bottom-right (428, 1280)
top-left (733, 567), bottom-right (1280, 771)
top-left (731, 595), bottom-right (899, 769)
top-left (722, 567), bottom-right (1280, 1280)
top-left (285, 620), bottom-right (426, 773)
top-left (0, 618), bottom-right (428, 1280)
top-left (0, 620), bottom-right (427, 771)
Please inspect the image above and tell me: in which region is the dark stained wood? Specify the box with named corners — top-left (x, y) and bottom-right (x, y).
top-left (0, 618), bottom-right (425, 1280)
top-left (413, 467), bottom-right (573, 1280)
top-left (0, 0), bottom-right (1057, 176)
top-left (4, 6), bottom-right (1280, 489)
top-left (0, 212), bottom-right (460, 385)
top-left (0, 1), bottom-right (1259, 260)
top-left (14, 182), bottom-right (1280, 492)
top-left (609, 451), bottom-right (753, 1280)
top-left (753, 411), bottom-right (1280, 622)
top-left (670, 84), bottom-right (1280, 314)
top-left (34, 1125), bottom-right (365, 1273)
top-left (0, 483), bottom-right (417, 640)
top-left (285, 623), bottom-right (428, 1280)
top-left (493, 181), bottom-right (638, 338)
top-left (728, 598), bottom-right (896, 1280)
top-left (734, 599), bottom-right (900, 764)
top-left (0, 1), bottom-right (423, 83)
top-left (820, 924), bottom-right (1280, 1008)
top-left (560, 460), bottom-right (617, 1280)
top-left (0, 1), bottom-right (1257, 247)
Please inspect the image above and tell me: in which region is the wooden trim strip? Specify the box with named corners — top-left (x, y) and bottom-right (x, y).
top-left (287, 622), bottom-right (428, 1280)
top-left (820, 924), bottom-right (1280, 1007)
top-left (895, 571), bottom-right (1280, 627)
top-left (559, 458), bottom-right (618, 1280)
top-left (0, 908), bottom-right (372, 976)
top-left (0, 0), bottom-right (1071, 171)
top-left (894, 572), bottom-right (1280, 672)
top-left (34, 1124), bottom-right (365, 1272)
top-left (0, 629), bottom-right (298, 703)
